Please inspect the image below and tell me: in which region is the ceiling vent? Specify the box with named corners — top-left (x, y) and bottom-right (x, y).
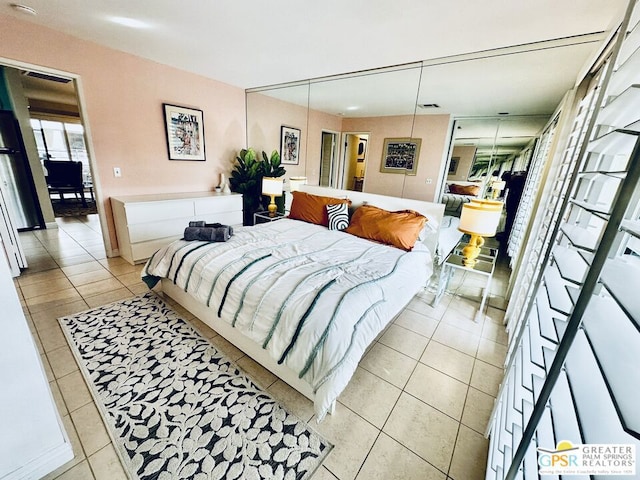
top-left (418, 103), bottom-right (440, 109)
top-left (22, 71), bottom-right (72, 83)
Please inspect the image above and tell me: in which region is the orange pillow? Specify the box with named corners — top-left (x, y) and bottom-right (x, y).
top-left (289, 191), bottom-right (350, 227)
top-left (345, 205), bottom-right (427, 251)
top-left (449, 184), bottom-right (480, 196)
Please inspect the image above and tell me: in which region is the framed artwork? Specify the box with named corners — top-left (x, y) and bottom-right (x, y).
top-left (380, 138), bottom-right (422, 175)
top-left (280, 126), bottom-right (301, 165)
top-left (163, 103), bottom-right (206, 161)
top-left (357, 138), bottom-right (367, 162)
top-left (449, 156), bottom-right (460, 175)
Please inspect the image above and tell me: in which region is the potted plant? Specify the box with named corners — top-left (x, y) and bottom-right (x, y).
top-left (229, 148), bottom-right (263, 226)
top-left (229, 148), bottom-right (287, 225)
top-left (260, 150), bottom-right (286, 214)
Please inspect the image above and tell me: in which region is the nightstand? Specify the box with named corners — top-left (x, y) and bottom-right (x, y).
top-left (253, 211), bottom-right (286, 225)
top-left (432, 240), bottom-right (497, 322)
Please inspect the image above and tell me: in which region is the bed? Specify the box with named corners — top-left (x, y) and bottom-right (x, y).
top-left (143, 186), bottom-right (444, 420)
top-left (441, 181), bottom-right (483, 216)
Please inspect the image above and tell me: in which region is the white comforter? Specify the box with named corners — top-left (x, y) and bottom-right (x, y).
top-left (143, 219), bottom-right (433, 418)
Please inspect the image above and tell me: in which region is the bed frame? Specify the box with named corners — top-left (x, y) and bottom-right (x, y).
top-left (160, 186), bottom-right (445, 414)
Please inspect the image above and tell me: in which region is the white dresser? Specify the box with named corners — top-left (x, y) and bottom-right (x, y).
top-left (111, 192), bottom-right (243, 265)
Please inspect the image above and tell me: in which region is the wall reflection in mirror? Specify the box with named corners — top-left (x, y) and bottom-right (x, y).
top-left (245, 34), bottom-right (603, 206)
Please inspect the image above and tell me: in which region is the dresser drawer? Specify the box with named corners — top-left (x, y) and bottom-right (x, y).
top-left (195, 211), bottom-right (243, 226)
top-left (194, 195), bottom-right (242, 215)
top-left (128, 217), bottom-right (192, 243)
top-left (125, 200), bottom-right (194, 224)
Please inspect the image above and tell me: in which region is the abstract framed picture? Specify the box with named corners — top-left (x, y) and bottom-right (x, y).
top-left (380, 138), bottom-right (422, 175)
top-left (280, 126), bottom-right (301, 165)
top-left (163, 103), bottom-right (206, 161)
top-left (449, 156), bottom-right (460, 175)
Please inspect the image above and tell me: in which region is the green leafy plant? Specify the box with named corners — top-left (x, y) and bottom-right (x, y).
top-left (229, 148), bottom-right (287, 225)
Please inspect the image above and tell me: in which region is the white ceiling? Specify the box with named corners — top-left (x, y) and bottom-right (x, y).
top-left (1, 0), bottom-right (628, 89)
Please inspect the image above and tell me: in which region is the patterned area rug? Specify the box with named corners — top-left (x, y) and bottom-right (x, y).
top-left (59, 292), bottom-right (332, 480)
top-left (51, 198), bottom-right (97, 217)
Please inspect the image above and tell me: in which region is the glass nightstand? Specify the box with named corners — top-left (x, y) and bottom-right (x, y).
top-left (431, 240), bottom-right (498, 322)
top-left (253, 211), bottom-right (286, 225)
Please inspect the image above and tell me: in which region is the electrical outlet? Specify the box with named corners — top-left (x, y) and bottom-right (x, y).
top-left (425, 178), bottom-right (433, 184)
top-left (113, 167), bottom-right (122, 177)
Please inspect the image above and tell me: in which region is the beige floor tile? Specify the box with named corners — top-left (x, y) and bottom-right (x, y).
top-left (127, 282), bottom-right (150, 295)
top-left (31, 300), bottom-right (89, 330)
top-left (470, 360), bottom-right (504, 397)
top-left (88, 444), bottom-right (127, 480)
top-left (476, 337), bottom-right (508, 367)
top-left (116, 271), bottom-right (143, 286)
top-left (61, 261), bottom-right (106, 277)
top-left (420, 340), bottom-right (475, 383)
top-left (378, 324), bottom-right (429, 360)
top-left (236, 355), bottom-right (278, 389)
top-left (312, 403), bottom-right (379, 480)
top-left (209, 335), bottom-right (245, 362)
top-left (49, 380), bottom-right (68, 416)
top-left (461, 387), bottom-right (495, 434)
top-left (26, 288), bottom-right (83, 313)
top-left (481, 321), bottom-right (508, 345)
top-left (484, 306), bottom-right (506, 325)
top-left (359, 343), bottom-right (417, 389)
top-left (70, 403), bottom-right (111, 457)
top-left (440, 307), bottom-right (484, 336)
top-left (448, 425), bottom-right (489, 480)
top-left (56, 254), bottom-right (98, 267)
top-left (58, 370), bottom-right (93, 413)
top-left (76, 277), bottom-right (125, 297)
top-left (47, 345), bottom-right (79, 379)
top-left (267, 380), bottom-right (315, 423)
top-left (17, 268), bottom-right (67, 287)
top-left (67, 269), bottom-right (115, 287)
top-left (84, 288), bottom-right (134, 308)
top-left (405, 363), bottom-right (468, 420)
top-left (432, 323), bottom-right (481, 357)
top-left (405, 293), bottom-right (450, 320)
top-left (355, 432), bottom-right (447, 480)
top-left (37, 322), bottom-right (69, 352)
top-left (338, 367), bottom-right (401, 428)
top-left (52, 460), bottom-right (95, 480)
top-left (311, 466), bottom-right (339, 479)
top-left (40, 353), bottom-right (55, 382)
top-left (100, 258), bottom-right (138, 275)
top-left (393, 309), bottom-right (439, 338)
top-left (383, 393), bottom-right (459, 473)
top-left (20, 277), bottom-right (74, 299)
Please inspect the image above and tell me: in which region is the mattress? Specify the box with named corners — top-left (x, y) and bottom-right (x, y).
top-left (142, 218), bottom-right (434, 418)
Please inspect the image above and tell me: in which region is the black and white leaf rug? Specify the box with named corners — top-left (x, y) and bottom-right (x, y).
top-left (59, 292), bottom-right (332, 480)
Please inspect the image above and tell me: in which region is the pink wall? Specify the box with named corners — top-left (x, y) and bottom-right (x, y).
top-left (343, 114), bottom-right (450, 201)
top-left (246, 92), bottom-right (343, 183)
top-left (0, 14), bottom-right (246, 251)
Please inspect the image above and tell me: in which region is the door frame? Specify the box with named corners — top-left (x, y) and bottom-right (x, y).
top-left (0, 56), bottom-right (112, 256)
top-left (319, 130), bottom-right (340, 188)
top-left (340, 131), bottom-right (370, 191)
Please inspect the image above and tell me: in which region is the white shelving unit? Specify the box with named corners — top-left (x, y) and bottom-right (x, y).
top-left (487, 2), bottom-right (640, 479)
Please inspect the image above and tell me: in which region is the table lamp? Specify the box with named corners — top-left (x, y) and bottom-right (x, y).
top-left (491, 180), bottom-right (506, 199)
top-left (262, 177), bottom-right (283, 217)
top-left (289, 176), bottom-right (307, 192)
top-left (458, 201), bottom-right (503, 268)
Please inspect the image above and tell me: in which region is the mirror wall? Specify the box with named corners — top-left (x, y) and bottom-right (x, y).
top-left (245, 35), bottom-right (604, 202)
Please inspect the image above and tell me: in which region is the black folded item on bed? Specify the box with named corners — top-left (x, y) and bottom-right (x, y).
top-left (184, 222), bottom-right (233, 242)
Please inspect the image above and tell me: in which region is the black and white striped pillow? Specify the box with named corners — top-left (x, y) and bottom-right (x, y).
top-left (326, 203), bottom-right (349, 231)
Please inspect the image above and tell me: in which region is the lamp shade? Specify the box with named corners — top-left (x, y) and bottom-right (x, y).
top-left (491, 180), bottom-right (506, 191)
top-left (459, 202), bottom-right (503, 237)
top-left (262, 177), bottom-right (283, 196)
top-left (289, 176), bottom-right (307, 192)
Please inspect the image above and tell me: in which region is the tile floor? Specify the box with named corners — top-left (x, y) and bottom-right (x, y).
top-left (15, 215), bottom-right (510, 480)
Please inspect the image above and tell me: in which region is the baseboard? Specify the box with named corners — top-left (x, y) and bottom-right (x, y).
top-left (1, 441), bottom-right (73, 480)
top-left (45, 222), bottom-right (59, 230)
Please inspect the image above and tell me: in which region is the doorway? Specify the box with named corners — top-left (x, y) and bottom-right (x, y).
top-left (341, 133), bottom-right (369, 192)
top-left (319, 131), bottom-right (339, 188)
